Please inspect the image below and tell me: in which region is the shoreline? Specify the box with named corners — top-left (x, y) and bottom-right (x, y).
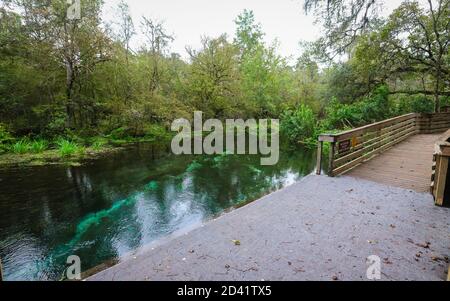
top-left (0, 145), bottom-right (127, 168)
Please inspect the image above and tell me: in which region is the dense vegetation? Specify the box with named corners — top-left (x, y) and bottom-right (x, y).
top-left (0, 0), bottom-right (449, 159)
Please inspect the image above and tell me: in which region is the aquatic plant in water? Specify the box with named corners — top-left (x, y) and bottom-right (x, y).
top-left (186, 160), bottom-right (202, 172)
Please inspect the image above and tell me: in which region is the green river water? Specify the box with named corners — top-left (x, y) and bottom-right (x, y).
top-left (0, 144), bottom-right (319, 280)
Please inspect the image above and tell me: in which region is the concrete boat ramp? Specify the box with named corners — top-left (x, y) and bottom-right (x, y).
top-left (87, 175), bottom-right (450, 281)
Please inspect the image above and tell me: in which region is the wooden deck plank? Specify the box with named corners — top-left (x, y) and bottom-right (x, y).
top-left (347, 133), bottom-right (443, 192)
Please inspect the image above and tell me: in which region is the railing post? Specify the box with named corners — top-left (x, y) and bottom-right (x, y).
top-left (316, 140), bottom-right (323, 175)
top-left (329, 141), bottom-right (336, 177)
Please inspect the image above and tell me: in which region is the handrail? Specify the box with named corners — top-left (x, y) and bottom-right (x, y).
top-left (316, 112), bottom-right (450, 176)
top-left (431, 129), bottom-right (450, 206)
top-left (318, 113), bottom-right (418, 143)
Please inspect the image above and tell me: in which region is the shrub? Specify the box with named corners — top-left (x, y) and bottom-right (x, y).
top-left (358, 85), bottom-right (391, 122)
top-left (0, 124), bottom-right (13, 144)
top-left (109, 127), bottom-right (131, 140)
top-left (321, 99), bottom-right (360, 130)
top-left (0, 124), bottom-right (14, 153)
top-left (144, 124), bottom-right (171, 142)
top-left (56, 138), bottom-right (84, 157)
top-left (30, 139), bottom-right (48, 153)
top-left (91, 139), bottom-right (106, 151)
top-left (322, 85), bottom-right (392, 130)
top-left (11, 139), bottom-right (31, 154)
top-left (281, 104), bottom-right (317, 145)
top-left (396, 95), bottom-right (434, 114)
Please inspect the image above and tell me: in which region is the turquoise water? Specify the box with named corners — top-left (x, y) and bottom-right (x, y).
top-left (0, 144), bottom-right (317, 280)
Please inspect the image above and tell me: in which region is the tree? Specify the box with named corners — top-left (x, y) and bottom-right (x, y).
top-left (140, 17), bottom-right (173, 93)
top-left (187, 35), bottom-right (241, 118)
top-left (303, 0), bottom-right (381, 58)
top-left (384, 0), bottom-right (449, 112)
top-left (353, 0), bottom-right (450, 112)
top-left (115, 0), bottom-right (135, 63)
top-left (234, 9), bottom-right (264, 58)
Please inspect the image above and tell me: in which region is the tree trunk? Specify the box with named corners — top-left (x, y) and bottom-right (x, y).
top-left (66, 59), bottom-right (76, 128)
top-left (435, 67), bottom-right (441, 113)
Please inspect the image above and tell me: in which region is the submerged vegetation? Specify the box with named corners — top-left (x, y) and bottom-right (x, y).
top-left (0, 0), bottom-right (449, 163)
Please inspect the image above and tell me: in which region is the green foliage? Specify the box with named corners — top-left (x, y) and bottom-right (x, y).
top-left (90, 137), bottom-right (107, 151)
top-left (321, 85), bottom-right (391, 130)
top-left (234, 9), bottom-right (264, 56)
top-left (144, 124), bottom-right (171, 142)
top-left (187, 35), bottom-right (241, 118)
top-left (10, 139), bottom-right (31, 154)
top-left (109, 127), bottom-right (131, 140)
top-left (395, 95), bottom-right (435, 114)
top-left (281, 104), bottom-right (317, 146)
top-left (0, 2), bottom-right (448, 161)
top-left (30, 140), bottom-right (48, 153)
top-left (56, 139), bottom-right (84, 158)
top-left (0, 124), bottom-right (13, 153)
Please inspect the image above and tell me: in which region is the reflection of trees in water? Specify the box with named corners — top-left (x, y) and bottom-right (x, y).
top-left (0, 145), bottom-right (317, 280)
top-left (186, 147), bottom-right (317, 214)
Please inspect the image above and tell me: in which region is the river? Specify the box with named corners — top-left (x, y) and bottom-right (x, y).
top-left (0, 144), bottom-right (318, 280)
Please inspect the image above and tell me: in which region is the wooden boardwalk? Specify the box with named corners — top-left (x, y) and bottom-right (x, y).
top-left (347, 133), bottom-right (442, 192)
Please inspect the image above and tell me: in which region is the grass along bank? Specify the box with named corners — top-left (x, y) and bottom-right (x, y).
top-left (0, 136), bottom-right (127, 168)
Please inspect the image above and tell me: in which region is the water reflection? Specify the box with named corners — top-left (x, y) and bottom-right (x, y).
top-left (0, 144), bottom-right (316, 280)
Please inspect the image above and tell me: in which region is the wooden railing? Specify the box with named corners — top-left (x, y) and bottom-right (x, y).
top-left (316, 113), bottom-right (450, 177)
top-left (431, 129), bottom-right (450, 206)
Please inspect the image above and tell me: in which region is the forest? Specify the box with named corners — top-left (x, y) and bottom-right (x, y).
top-left (0, 0), bottom-right (449, 160)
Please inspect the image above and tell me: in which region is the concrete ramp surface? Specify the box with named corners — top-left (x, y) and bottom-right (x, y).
top-left (87, 175), bottom-right (450, 281)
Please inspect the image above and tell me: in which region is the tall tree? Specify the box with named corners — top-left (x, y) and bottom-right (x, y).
top-left (303, 0), bottom-right (381, 59)
top-left (187, 35), bottom-right (240, 118)
top-left (234, 9), bottom-right (264, 58)
top-left (115, 0), bottom-right (135, 63)
top-left (140, 17), bottom-right (173, 94)
top-left (353, 0), bottom-right (450, 111)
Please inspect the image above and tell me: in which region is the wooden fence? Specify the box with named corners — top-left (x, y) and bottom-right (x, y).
top-left (431, 129), bottom-right (450, 206)
top-left (317, 112), bottom-right (450, 177)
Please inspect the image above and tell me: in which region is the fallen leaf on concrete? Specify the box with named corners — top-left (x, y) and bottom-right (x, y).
top-left (431, 256), bottom-right (446, 262)
top-left (232, 240), bottom-right (241, 246)
top-left (416, 242), bottom-right (431, 249)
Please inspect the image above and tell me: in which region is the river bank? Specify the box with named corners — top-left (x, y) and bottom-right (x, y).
top-left (0, 145), bottom-right (126, 168)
